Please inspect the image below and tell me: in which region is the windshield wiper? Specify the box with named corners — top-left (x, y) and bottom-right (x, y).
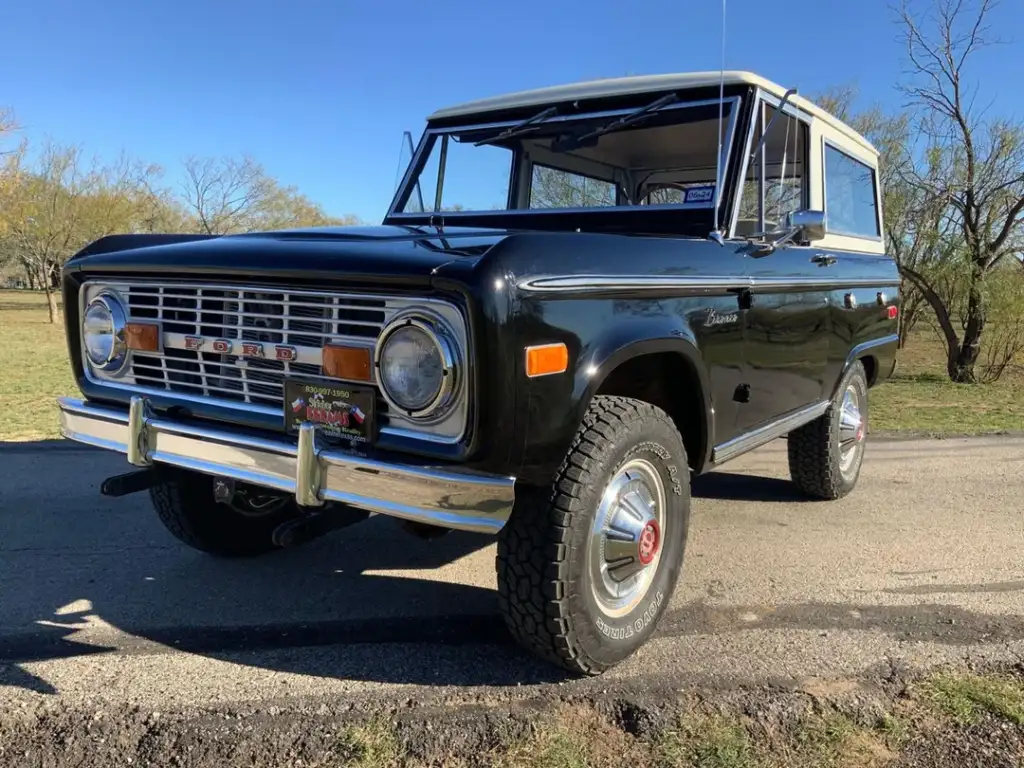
top-left (550, 93), bottom-right (679, 152)
top-left (472, 106), bottom-right (560, 147)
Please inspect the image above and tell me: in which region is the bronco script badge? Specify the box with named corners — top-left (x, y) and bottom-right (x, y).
top-left (704, 308), bottom-right (739, 327)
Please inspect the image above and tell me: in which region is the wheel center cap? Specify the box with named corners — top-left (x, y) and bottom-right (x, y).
top-left (856, 423), bottom-right (865, 442)
top-left (637, 520), bottom-right (661, 566)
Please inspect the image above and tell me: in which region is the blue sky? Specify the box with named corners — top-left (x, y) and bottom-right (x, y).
top-left (5, 0), bottom-right (1022, 223)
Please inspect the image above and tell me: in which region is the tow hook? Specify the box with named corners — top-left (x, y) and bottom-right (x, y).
top-left (100, 468), bottom-right (160, 498)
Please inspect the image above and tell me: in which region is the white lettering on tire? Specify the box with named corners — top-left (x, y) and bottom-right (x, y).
top-left (595, 590), bottom-right (665, 641)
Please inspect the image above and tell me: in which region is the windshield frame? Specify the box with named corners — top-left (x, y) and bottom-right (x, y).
top-left (386, 94), bottom-right (744, 222)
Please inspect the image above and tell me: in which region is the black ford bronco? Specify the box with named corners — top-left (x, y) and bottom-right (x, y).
top-left (58, 71), bottom-right (900, 675)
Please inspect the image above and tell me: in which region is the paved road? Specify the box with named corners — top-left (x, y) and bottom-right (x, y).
top-left (1, 436), bottom-right (1023, 711)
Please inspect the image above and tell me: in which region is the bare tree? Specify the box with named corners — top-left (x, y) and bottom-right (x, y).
top-left (895, 0), bottom-right (1024, 381)
top-left (179, 155), bottom-right (356, 234)
top-left (180, 155), bottom-right (273, 234)
top-left (530, 166), bottom-right (615, 209)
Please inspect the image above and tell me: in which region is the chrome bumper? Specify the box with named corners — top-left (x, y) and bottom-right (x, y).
top-left (57, 396), bottom-right (515, 534)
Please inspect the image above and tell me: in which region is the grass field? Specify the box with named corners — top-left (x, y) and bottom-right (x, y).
top-left (0, 288), bottom-right (1021, 441)
top-left (871, 332), bottom-right (1024, 436)
top-left (0, 290), bottom-right (76, 441)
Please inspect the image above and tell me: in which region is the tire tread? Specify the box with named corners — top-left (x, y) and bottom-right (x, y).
top-left (787, 361), bottom-right (867, 500)
top-left (496, 395), bottom-right (676, 675)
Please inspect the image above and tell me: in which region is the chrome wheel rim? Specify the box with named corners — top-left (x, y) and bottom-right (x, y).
top-left (588, 458), bottom-right (667, 618)
top-left (838, 384), bottom-right (866, 475)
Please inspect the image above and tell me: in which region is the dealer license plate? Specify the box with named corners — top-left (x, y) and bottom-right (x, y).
top-left (283, 379), bottom-right (377, 444)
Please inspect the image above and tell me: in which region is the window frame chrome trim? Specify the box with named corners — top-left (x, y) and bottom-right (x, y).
top-left (727, 88), bottom-right (816, 241)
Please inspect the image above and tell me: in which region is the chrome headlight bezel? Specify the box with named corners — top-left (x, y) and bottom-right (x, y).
top-left (82, 290), bottom-right (129, 374)
top-left (374, 310), bottom-right (461, 422)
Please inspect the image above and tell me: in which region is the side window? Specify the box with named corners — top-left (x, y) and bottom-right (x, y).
top-left (529, 165), bottom-right (617, 209)
top-left (736, 103), bottom-right (808, 237)
top-left (824, 145), bottom-right (880, 238)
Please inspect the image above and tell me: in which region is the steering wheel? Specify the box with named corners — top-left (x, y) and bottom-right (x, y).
top-left (637, 182), bottom-right (692, 205)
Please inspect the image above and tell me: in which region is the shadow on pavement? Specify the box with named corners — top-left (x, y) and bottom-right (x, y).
top-left (4, 441), bottom-right (1021, 697)
top-left (0, 441), bottom-right (571, 694)
top-left (691, 471), bottom-right (810, 503)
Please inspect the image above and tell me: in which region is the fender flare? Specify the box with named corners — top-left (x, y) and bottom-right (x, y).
top-left (571, 321), bottom-right (715, 471)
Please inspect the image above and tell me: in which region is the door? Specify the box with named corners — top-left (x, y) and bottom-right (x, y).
top-left (733, 100), bottom-right (830, 433)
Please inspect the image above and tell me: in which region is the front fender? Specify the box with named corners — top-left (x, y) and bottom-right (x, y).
top-left (512, 311), bottom-right (713, 483)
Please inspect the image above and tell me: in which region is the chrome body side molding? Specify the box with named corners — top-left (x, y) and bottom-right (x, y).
top-left (710, 400), bottom-right (830, 466)
top-left (517, 274), bottom-right (896, 294)
top-left (58, 396), bottom-right (515, 535)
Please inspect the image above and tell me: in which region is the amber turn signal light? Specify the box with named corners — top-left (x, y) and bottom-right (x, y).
top-left (322, 344), bottom-right (372, 381)
top-left (525, 343), bottom-right (569, 378)
top-left (124, 322), bottom-right (161, 352)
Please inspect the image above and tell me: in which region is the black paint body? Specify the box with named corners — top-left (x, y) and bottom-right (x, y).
top-left (62, 222), bottom-right (899, 485)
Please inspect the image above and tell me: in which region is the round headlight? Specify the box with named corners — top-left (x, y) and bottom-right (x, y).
top-left (376, 315), bottom-right (457, 418)
top-left (83, 293), bottom-right (128, 372)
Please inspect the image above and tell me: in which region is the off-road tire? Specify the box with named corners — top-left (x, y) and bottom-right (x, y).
top-left (149, 468), bottom-right (299, 557)
top-left (496, 395), bottom-right (691, 676)
top-left (787, 360), bottom-right (869, 500)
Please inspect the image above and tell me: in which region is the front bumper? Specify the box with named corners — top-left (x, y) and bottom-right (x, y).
top-left (57, 396), bottom-right (515, 534)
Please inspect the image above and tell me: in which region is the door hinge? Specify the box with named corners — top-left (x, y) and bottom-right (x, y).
top-left (733, 383), bottom-right (751, 403)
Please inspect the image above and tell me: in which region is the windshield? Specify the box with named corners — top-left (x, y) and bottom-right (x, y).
top-left (393, 99), bottom-right (737, 216)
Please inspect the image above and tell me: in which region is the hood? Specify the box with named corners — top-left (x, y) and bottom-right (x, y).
top-left (65, 225), bottom-right (514, 287)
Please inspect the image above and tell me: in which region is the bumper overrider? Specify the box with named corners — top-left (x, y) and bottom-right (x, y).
top-left (57, 396), bottom-right (515, 534)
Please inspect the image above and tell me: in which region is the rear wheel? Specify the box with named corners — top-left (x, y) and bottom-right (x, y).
top-left (149, 469), bottom-right (301, 557)
top-left (496, 395), bottom-right (691, 675)
top-left (787, 360), bottom-right (869, 500)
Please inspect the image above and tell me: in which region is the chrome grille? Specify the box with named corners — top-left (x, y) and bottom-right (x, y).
top-left (123, 285), bottom-right (387, 409)
top-left (81, 280), bottom-right (471, 444)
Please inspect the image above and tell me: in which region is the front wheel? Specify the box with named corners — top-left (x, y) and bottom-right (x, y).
top-left (149, 469), bottom-right (301, 557)
top-left (787, 360), bottom-right (869, 500)
top-left (496, 395), bottom-right (691, 676)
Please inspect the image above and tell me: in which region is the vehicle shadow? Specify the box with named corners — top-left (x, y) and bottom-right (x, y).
top-left (691, 471), bottom-right (809, 503)
top-left (4, 443), bottom-right (1019, 697)
top-left (0, 442), bottom-right (570, 694)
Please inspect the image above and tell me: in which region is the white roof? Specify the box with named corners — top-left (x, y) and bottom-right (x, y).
top-left (428, 70), bottom-right (877, 156)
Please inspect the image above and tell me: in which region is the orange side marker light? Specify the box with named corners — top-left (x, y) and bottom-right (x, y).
top-left (525, 343), bottom-right (569, 378)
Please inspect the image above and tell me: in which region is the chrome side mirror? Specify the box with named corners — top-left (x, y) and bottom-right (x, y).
top-left (745, 209), bottom-right (827, 257)
top-left (787, 209), bottom-right (826, 243)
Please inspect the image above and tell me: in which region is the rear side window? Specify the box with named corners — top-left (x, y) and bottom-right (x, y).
top-left (824, 144), bottom-right (880, 238)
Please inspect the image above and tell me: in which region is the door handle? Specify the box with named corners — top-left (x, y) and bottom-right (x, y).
top-left (811, 253), bottom-right (837, 266)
